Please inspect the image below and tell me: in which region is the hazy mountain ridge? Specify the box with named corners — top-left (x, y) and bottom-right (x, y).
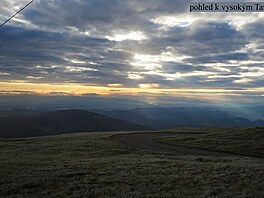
top-left (1, 107), bottom-right (264, 138)
top-left (92, 107), bottom-right (264, 129)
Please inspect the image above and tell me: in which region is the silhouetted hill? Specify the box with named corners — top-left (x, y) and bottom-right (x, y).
top-left (0, 110), bottom-right (147, 138)
top-left (0, 108), bottom-right (46, 117)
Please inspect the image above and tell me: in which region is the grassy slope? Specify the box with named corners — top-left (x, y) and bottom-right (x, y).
top-left (156, 127), bottom-right (264, 158)
top-left (0, 129), bottom-right (263, 197)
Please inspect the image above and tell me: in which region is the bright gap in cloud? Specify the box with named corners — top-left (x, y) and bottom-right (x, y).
top-left (131, 54), bottom-right (161, 70)
top-left (127, 72), bottom-right (144, 80)
top-left (131, 52), bottom-right (190, 71)
top-left (65, 66), bottom-right (98, 72)
top-left (234, 78), bottom-right (253, 84)
top-left (106, 31), bottom-right (148, 42)
top-left (152, 15), bottom-right (194, 28)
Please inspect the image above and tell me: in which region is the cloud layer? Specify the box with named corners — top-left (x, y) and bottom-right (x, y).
top-left (0, 0), bottom-right (263, 102)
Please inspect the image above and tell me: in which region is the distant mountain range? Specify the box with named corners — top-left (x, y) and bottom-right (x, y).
top-left (92, 107), bottom-right (264, 129)
top-left (0, 107), bottom-right (264, 138)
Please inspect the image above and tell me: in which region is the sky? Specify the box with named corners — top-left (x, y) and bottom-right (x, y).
top-left (0, 0), bottom-right (263, 107)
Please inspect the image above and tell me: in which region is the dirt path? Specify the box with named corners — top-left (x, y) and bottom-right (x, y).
top-left (112, 132), bottom-right (240, 157)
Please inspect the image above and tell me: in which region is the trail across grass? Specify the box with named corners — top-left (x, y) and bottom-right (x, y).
top-left (155, 127), bottom-right (264, 158)
top-left (112, 132), bottom-right (239, 157)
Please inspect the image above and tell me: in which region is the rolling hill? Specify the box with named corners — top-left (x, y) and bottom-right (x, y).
top-left (0, 109), bottom-right (147, 138)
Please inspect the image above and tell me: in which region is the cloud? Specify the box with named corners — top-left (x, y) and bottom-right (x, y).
top-left (0, 0), bottom-right (263, 103)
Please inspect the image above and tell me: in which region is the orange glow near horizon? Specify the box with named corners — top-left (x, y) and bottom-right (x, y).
top-left (0, 81), bottom-right (263, 102)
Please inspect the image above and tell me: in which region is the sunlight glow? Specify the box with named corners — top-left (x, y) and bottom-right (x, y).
top-left (131, 54), bottom-right (161, 70)
top-left (131, 52), bottom-right (189, 71)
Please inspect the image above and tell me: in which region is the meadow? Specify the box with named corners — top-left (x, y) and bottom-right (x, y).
top-left (0, 128), bottom-right (263, 197)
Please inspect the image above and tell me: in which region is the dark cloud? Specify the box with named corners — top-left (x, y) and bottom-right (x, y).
top-left (23, 0), bottom-right (190, 32)
top-left (162, 21), bottom-right (248, 56)
top-left (186, 52), bottom-right (249, 64)
top-left (162, 63), bottom-right (206, 73)
top-left (0, 25), bottom-right (130, 85)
